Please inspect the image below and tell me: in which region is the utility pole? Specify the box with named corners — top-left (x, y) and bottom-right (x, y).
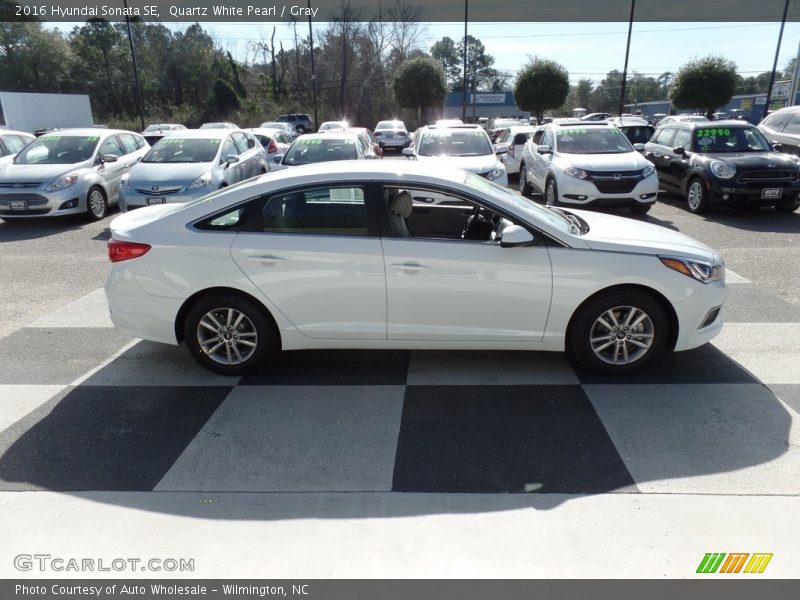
top-left (123, 0), bottom-right (145, 131)
top-left (763, 0), bottom-right (790, 120)
top-left (462, 0), bottom-right (468, 122)
top-left (618, 0), bottom-right (635, 116)
top-left (308, 0), bottom-right (318, 130)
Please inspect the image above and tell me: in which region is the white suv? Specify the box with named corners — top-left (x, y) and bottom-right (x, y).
top-left (518, 122), bottom-right (658, 214)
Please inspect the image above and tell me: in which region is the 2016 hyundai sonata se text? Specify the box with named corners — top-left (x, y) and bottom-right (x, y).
top-left (105, 161), bottom-right (727, 375)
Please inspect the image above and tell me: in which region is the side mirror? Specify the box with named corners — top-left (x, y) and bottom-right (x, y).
top-left (500, 225), bottom-right (535, 248)
top-left (536, 145), bottom-right (552, 154)
top-left (494, 144), bottom-right (509, 155)
top-left (673, 146), bottom-right (686, 155)
top-left (225, 154), bottom-right (240, 165)
top-left (272, 154), bottom-right (284, 163)
top-left (772, 142), bottom-right (784, 152)
top-left (402, 147), bottom-right (414, 157)
top-left (102, 154), bottom-right (119, 163)
top-left (633, 143), bottom-right (645, 152)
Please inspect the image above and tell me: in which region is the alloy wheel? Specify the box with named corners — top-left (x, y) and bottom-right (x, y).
top-left (589, 305), bottom-right (655, 365)
top-left (196, 307), bottom-right (258, 366)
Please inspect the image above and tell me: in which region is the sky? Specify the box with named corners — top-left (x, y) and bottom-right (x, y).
top-left (47, 20), bottom-right (800, 87)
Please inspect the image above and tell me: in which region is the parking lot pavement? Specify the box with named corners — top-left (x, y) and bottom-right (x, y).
top-left (1, 190), bottom-right (800, 577)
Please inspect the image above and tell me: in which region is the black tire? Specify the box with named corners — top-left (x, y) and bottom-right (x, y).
top-left (568, 288), bottom-right (669, 375)
top-left (686, 177), bottom-right (710, 214)
top-left (774, 198), bottom-right (800, 213)
top-left (86, 186), bottom-right (108, 221)
top-left (183, 293), bottom-right (278, 375)
top-left (545, 178), bottom-right (560, 207)
top-left (630, 203), bottom-right (652, 214)
top-left (296, 126), bottom-right (306, 134)
top-left (519, 163), bottom-right (533, 197)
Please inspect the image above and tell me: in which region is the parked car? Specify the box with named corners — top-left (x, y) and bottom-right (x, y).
top-left (274, 113), bottom-right (314, 133)
top-left (318, 120), bottom-right (350, 132)
top-left (402, 124), bottom-right (508, 187)
top-left (344, 127), bottom-right (383, 158)
top-left (0, 129), bottom-right (35, 166)
top-left (487, 117), bottom-right (524, 141)
top-left (757, 105), bottom-right (800, 156)
top-left (247, 127), bottom-right (293, 162)
top-left (643, 120), bottom-right (800, 214)
top-left (373, 120), bottom-right (410, 150)
top-left (141, 123), bottom-right (186, 146)
top-left (0, 128), bottom-right (149, 221)
top-left (199, 122), bottom-right (239, 129)
top-left (272, 132), bottom-right (378, 170)
top-left (435, 118), bottom-right (464, 127)
top-left (518, 122), bottom-right (658, 213)
top-left (655, 115), bottom-right (709, 127)
top-left (610, 116), bottom-right (656, 146)
top-left (492, 125), bottom-right (537, 176)
top-left (105, 160), bottom-right (727, 376)
top-left (259, 121), bottom-right (299, 140)
top-left (580, 112), bottom-right (614, 122)
top-left (119, 129), bottom-right (267, 211)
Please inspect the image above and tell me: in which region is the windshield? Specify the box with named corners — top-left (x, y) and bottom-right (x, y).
top-left (14, 134), bottom-right (100, 165)
top-left (692, 127), bottom-right (771, 153)
top-left (141, 138), bottom-right (221, 163)
top-left (464, 172), bottom-right (574, 234)
top-left (555, 127), bottom-right (634, 154)
top-left (376, 121), bottom-right (404, 130)
top-left (418, 129), bottom-right (493, 157)
top-left (282, 138), bottom-right (357, 165)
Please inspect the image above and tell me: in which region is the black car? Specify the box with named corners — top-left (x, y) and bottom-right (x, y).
top-left (643, 120), bottom-right (800, 213)
top-left (757, 105), bottom-right (800, 156)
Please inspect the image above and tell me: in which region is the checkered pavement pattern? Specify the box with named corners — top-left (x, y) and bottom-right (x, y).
top-left (1, 276), bottom-right (799, 496)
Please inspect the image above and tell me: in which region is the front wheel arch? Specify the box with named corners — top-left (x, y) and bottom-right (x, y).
top-left (565, 284), bottom-right (679, 354)
top-left (174, 286), bottom-right (281, 349)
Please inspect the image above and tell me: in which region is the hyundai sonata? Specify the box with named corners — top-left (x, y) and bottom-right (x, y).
top-left (105, 161), bottom-right (726, 375)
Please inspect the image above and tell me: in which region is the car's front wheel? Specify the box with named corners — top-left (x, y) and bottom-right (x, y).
top-left (545, 178), bottom-right (560, 206)
top-left (568, 288), bottom-right (669, 374)
top-left (686, 178), bottom-right (710, 214)
top-left (183, 293), bottom-right (277, 375)
top-left (519, 164), bottom-right (533, 197)
top-left (86, 187), bottom-right (108, 221)
top-left (774, 198), bottom-right (800, 213)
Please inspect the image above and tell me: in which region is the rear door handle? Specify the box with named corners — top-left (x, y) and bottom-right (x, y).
top-left (390, 262), bottom-right (429, 272)
top-left (247, 255), bottom-right (286, 263)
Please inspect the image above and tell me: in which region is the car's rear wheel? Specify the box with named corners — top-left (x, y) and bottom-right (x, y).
top-left (568, 288), bottom-right (669, 374)
top-left (686, 178), bottom-right (710, 214)
top-left (774, 198), bottom-right (800, 213)
top-left (86, 187), bottom-right (108, 221)
top-left (183, 293), bottom-right (277, 375)
top-left (545, 178), bottom-right (560, 206)
top-left (519, 164), bottom-right (533, 197)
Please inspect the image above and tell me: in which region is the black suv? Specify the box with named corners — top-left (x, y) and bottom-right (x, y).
top-left (643, 120), bottom-right (800, 213)
top-left (275, 113), bottom-right (315, 133)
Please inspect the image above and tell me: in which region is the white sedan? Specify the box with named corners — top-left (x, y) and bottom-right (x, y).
top-left (105, 161), bottom-right (727, 376)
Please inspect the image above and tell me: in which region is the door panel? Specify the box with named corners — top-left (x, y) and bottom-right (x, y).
top-left (382, 238), bottom-right (552, 341)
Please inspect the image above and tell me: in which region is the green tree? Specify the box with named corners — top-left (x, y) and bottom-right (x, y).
top-left (392, 56), bottom-right (447, 126)
top-left (563, 78), bottom-right (594, 113)
top-left (669, 55), bottom-right (738, 119)
top-left (454, 35), bottom-right (495, 92)
top-left (514, 58), bottom-right (569, 123)
top-left (430, 36), bottom-right (460, 89)
top-left (591, 69), bottom-right (623, 114)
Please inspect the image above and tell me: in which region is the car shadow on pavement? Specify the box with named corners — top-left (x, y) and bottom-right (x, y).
top-left (0, 214), bottom-right (101, 242)
top-left (0, 341), bottom-right (795, 518)
top-left (658, 192), bottom-right (800, 233)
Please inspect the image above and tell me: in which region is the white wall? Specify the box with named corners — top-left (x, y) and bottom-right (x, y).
top-left (0, 92), bottom-right (93, 133)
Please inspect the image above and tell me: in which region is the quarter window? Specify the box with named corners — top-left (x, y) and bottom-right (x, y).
top-left (262, 186), bottom-right (367, 236)
top-left (118, 134), bottom-right (138, 154)
top-left (99, 136), bottom-right (124, 157)
top-left (672, 129), bottom-right (692, 149)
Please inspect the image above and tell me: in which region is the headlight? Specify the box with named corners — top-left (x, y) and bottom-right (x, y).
top-left (564, 166), bottom-right (588, 179)
top-left (486, 168), bottom-right (504, 181)
top-left (186, 174), bottom-right (212, 190)
top-left (45, 174), bottom-right (78, 192)
top-left (659, 256), bottom-right (725, 283)
top-left (642, 165), bottom-right (655, 178)
top-left (710, 160), bottom-right (735, 179)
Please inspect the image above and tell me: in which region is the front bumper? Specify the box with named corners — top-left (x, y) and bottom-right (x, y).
top-left (554, 172), bottom-right (659, 207)
top-left (709, 182), bottom-right (800, 205)
top-left (672, 279), bottom-right (727, 352)
top-left (120, 186), bottom-right (207, 211)
top-left (0, 186), bottom-right (90, 218)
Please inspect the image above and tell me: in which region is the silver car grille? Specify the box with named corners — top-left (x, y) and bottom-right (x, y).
top-left (134, 187), bottom-right (181, 196)
top-left (0, 194), bottom-right (49, 206)
top-left (0, 182), bottom-right (42, 189)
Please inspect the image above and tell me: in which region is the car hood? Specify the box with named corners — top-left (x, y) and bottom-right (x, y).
top-left (127, 162), bottom-right (212, 188)
top-left (691, 151), bottom-right (797, 169)
top-left (555, 151), bottom-right (650, 171)
top-left (0, 161), bottom-right (92, 183)
top-left (413, 154), bottom-right (502, 174)
top-left (568, 208), bottom-right (717, 261)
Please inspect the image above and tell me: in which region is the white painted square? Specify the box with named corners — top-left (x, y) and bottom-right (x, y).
top-left (712, 323), bottom-right (800, 384)
top-left (585, 384), bottom-right (800, 495)
top-left (155, 386), bottom-right (406, 492)
top-left (0, 385), bottom-right (66, 432)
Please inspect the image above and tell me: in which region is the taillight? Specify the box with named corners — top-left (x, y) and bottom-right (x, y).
top-left (509, 144), bottom-right (515, 158)
top-left (267, 139), bottom-right (278, 153)
top-left (108, 239), bottom-right (151, 262)
top-left (374, 132), bottom-right (382, 137)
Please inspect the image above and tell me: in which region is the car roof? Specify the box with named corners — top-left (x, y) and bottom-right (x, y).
top-left (248, 128), bottom-right (286, 136)
top-left (0, 129), bottom-right (35, 137)
top-left (671, 120), bottom-right (754, 129)
top-left (548, 120), bottom-right (612, 128)
top-left (162, 129), bottom-right (237, 138)
top-left (37, 128), bottom-right (137, 136)
top-left (291, 132), bottom-right (361, 141)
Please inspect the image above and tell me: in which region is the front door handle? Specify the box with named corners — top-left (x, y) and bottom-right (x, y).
top-left (247, 255), bottom-right (286, 263)
top-left (390, 262), bottom-right (429, 272)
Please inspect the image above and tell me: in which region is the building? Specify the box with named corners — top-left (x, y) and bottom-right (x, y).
top-left (441, 91), bottom-right (530, 122)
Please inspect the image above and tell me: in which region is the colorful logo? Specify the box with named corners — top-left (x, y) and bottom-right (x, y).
top-left (696, 553), bottom-right (772, 574)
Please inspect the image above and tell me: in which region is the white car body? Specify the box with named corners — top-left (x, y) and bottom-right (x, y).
top-left (404, 125), bottom-right (508, 187)
top-left (493, 125), bottom-right (537, 175)
top-left (106, 161), bottom-right (726, 375)
top-left (519, 122), bottom-right (658, 210)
